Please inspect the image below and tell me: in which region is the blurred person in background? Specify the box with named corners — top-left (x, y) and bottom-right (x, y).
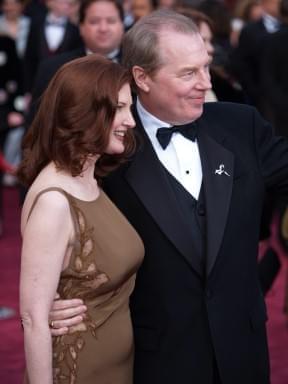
top-left (0, 0), bottom-right (30, 185)
top-left (0, 0), bottom-right (31, 58)
top-left (230, 0), bottom-right (263, 46)
top-left (131, 0), bottom-right (156, 22)
top-left (23, 0), bottom-right (83, 95)
top-left (0, 34), bottom-right (19, 231)
top-left (184, 2), bottom-right (244, 103)
top-left (176, 7), bottom-right (217, 101)
top-left (23, 0), bottom-right (47, 22)
top-left (261, 0), bottom-right (288, 137)
top-left (25, 0), bottom-right (125, 131)
top-left (230, 0), bottom-right (281, 115)
top-left (198, 0), bottom-right (233, 71)
top-left (260, 0), bottom-right (288, 304)
top-left (157, 0), bottom-right (181, 9)
top-left (231, 0), bottom-right (283, 296)
top-left (66, 0), bottom-right (80, 24)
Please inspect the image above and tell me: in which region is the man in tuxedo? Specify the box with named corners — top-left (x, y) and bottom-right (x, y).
top-left (29, 0), bottom-right (124, 101)
top-left (48, 9), bottom-right (288, 384)
top-left (23, 0), bottom-right (83, 94)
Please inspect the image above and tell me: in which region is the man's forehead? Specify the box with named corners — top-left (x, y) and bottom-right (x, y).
top-left (158, 29), bottom-right (200, 45)
top-left (158, 30), bottom-right (204, 54)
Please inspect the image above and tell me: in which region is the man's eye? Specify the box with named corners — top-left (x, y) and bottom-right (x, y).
top-left (183, 71), bottom-right (195, 77)
top-left (107, 18), bottom-right (118, 24)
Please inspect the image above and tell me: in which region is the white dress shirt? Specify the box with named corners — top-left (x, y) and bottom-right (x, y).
top-left (137, 99), bottom-right (203, 200)
top-left (45, 14), bottom-right (67, 51)
top-left (262, 13), bottom-right (280, 33)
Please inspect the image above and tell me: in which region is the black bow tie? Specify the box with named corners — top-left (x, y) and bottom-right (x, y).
top-left (156, 123), bottom-right (197, 150)
top-left (45, 18), bottom-right (66, 27)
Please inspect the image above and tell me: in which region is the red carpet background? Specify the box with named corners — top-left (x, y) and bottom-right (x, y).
top-left (0, 187), bottom-right (288, 383)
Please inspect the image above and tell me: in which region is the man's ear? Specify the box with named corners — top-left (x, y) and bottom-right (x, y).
top-left (132, 66), bottom-right (150, 92)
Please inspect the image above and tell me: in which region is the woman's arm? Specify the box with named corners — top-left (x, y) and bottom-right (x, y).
top-left (20, 191), bottom-right (74, 384)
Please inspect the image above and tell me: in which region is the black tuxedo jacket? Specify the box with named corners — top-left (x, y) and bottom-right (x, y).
top-left (104, 102), bottom-right (288, 384)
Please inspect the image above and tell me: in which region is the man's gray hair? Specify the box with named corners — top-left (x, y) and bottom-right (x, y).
top-left (122, 9), bottom-right (199, 75)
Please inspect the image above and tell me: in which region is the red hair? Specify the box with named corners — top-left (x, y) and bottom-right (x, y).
top-left (18, 55), bottom-right (135, 186)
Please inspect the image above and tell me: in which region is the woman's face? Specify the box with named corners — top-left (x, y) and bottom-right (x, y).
top-left (105, 83), bottom-right (135, 155)
top-left (131, 0), bottom-right (153, 21)
top-left (198, 21), bottom-right (214, 60)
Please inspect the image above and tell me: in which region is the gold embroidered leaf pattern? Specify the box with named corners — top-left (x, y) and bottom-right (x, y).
top-left (76, 338), bottom-right (84, 350)
top-left (87, 263), bottom-right (96, 272)
top-left (53, 200), bottom-right (104, 383)
top-left (69, 346), bottom-right (77, 360)
top-left (82, 238), bottom-right (93, 257)
top-left (70, 373), bottom-right (77, 384)
top-left (74, 256), bottom-right (83, 271)
top-left (77, 210), bottom-right (85, 232)
top-left (57, 351), bottom-right (65, 362)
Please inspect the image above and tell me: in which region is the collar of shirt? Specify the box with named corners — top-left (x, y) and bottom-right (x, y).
top-left (136, 98), bottom-right (202, 199)
top-left (46, 13), bottom-right (67, 26)
top-left (262, 12), bottom-right (280, 33)
top-left (136, 97), bottom-right (172, 150)
top-left (85, 48), bottom-right (120, 62)
top-left (106, 48), bottom-right (120, 62)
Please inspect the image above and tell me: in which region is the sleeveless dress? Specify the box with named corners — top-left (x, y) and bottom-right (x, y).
top-left (24, 187), bottom-right (144, 384)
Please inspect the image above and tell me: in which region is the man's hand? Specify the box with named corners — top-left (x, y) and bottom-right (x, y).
top-left (49, 295), bottom-right (87, 336)
top-left (49, 274), bottom-right (108, 336)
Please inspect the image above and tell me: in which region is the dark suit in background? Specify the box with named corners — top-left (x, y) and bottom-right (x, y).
top-left (230, 18), bottom-right (279, 119)
top-left (261, 24), bottom-right (288, 137)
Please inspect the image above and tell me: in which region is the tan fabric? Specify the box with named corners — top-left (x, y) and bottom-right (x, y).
top-left (24, 187), bottom-right (144, 384)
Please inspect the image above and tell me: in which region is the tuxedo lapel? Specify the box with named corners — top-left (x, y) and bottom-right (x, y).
top-left (197, 128), bottom-right (234, 276)
top-left (125, 113), bottom-right (203, 276)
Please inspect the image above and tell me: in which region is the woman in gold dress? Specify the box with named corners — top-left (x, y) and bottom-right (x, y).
top-left (18, 55), bottom-right (144, 384)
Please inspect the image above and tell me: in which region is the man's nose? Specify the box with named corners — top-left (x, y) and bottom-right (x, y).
top-left (197, 70), bottom-right (212, 90)
top-left (98, 20), bottom-right (109, 31)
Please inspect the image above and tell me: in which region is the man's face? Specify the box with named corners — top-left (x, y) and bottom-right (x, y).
top-left (136, 31), bottom-right (212, 125)
top-left (131, 0), bottom-right (153, 21)
top-left (262, 0), bottom-right (280, 18)
top-left (47, 0), bottom-right (74, 17)
top-left (80, 0), bottom-right (124, 55)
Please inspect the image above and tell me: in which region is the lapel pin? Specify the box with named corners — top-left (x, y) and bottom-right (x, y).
top-left (215, 164), bottom-right (230, 176)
